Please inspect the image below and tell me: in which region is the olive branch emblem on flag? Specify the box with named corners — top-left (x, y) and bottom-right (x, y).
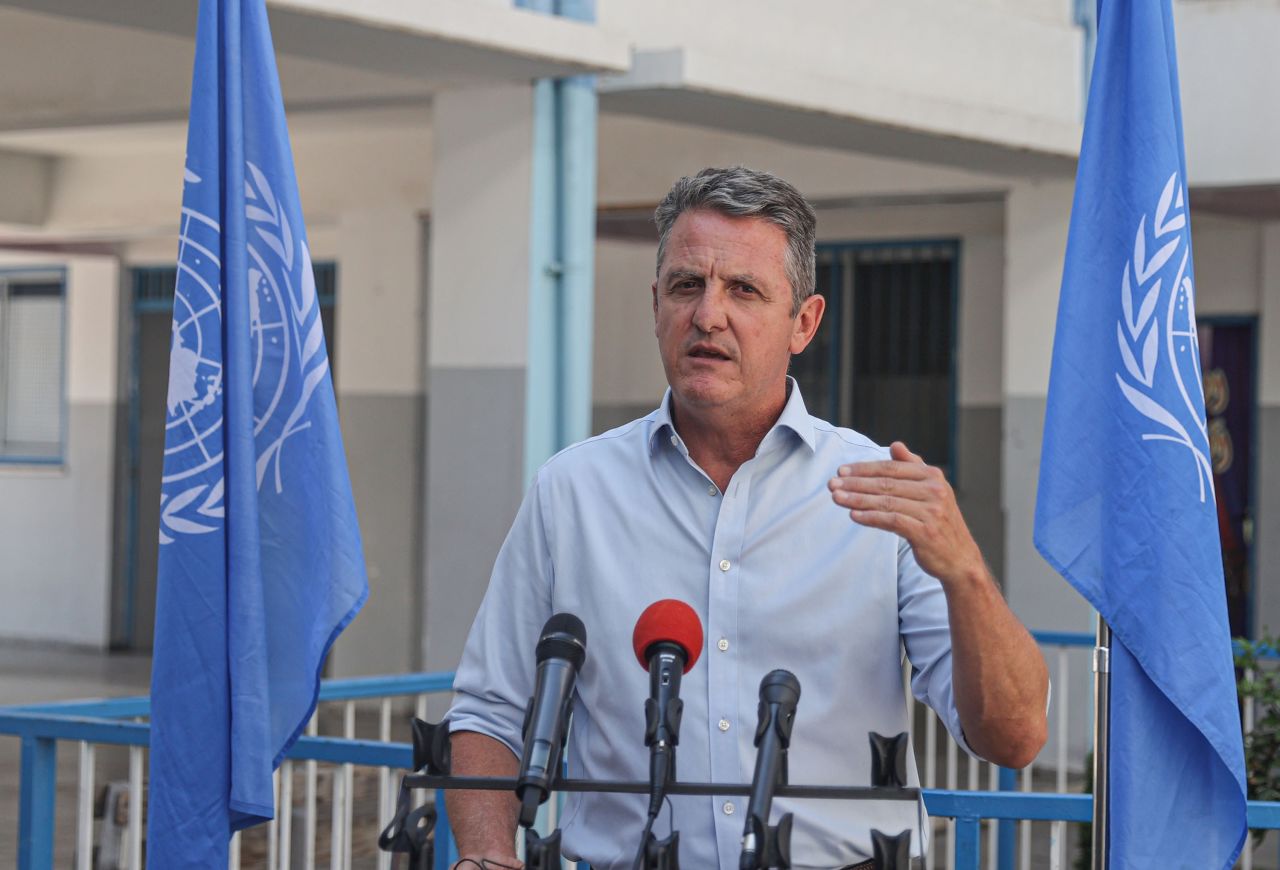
top-left (1113, 171), bottom-right (1213, 502)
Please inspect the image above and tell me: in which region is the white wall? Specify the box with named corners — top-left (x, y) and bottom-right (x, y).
top-left (1178, 0), bottom-right (1280, 186)
top-left (599, 0), bottom-right (1081, 129)
top-left (335, 207), bottom-right (427, 396)
top-left (593, 239), bottom-right (667, 408)
top-left (0, 252), bottom-right (119, 647)
top-left (1194, 214), bottom-right (1262, 316)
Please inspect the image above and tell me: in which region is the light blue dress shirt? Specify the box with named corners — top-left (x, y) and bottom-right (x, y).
top-left (449, 381), bottom-right (973, 869)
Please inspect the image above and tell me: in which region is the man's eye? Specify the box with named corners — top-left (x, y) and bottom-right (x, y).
top-left (737, 284), bottom-right (759, 296)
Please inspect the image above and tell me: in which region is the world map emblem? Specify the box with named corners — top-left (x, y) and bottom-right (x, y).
top-left (159, 163), bottom-right (328, 544)
top-left (1113, 171), bottom-right (1213, 503)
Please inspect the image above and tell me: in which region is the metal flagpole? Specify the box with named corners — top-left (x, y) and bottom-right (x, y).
top-left (1092, 615), bottom-right (1111, 870)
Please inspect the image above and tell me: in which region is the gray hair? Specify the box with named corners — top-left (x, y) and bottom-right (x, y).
top-left (653, 166), bottom-right (817, 315)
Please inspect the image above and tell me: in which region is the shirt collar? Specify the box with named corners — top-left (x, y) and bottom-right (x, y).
top-left (647, 377), bottom-right (817, 455)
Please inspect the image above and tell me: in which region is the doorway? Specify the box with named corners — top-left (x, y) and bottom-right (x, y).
top-left (1199, 316), bottom-right (1257, 639)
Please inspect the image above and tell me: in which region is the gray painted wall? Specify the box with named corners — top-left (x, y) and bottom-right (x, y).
top-left (956, 405), bottom-right (1004, 584)
top-left (1003, 394), bottom-right (1094, 768)
top-left (1256, 405), bottom-right (1280, 637)
top-left (423, 367), bottom-right (527, 676)
top-left (592, 401), bottom-right (655, 436)
top-left (329, 393), bottom-right (425, 677)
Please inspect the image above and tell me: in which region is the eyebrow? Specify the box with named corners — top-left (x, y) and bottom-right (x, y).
top-left (661, 270), bottom-right (766, 287)
top-left (662, 269), bottom-right (704, 286)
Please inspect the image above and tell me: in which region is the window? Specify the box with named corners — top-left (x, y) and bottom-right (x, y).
top-left (791, 241), bottom-right (958, 476)
top-left (0, 270), bottom-right (66, 463)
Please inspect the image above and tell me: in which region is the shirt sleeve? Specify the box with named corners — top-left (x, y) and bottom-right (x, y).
top-left (446, 471), bottom-right (555, 759)
top-left (896, 534), bottom-right (982, 759)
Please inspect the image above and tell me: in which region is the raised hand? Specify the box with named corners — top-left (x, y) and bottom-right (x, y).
top-left (827, 441), bottom-right (985, 586)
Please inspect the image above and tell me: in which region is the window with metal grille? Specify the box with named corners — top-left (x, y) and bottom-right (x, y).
top-left (791, 241), bottom-right (958, 476)
top-left (0, 270), bottom-right (66, 463)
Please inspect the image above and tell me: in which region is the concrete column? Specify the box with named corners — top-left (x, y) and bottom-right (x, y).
top-left (423, 85), bottom-right (536, 673)
top-left (1002, 181), bottom-right (1091, 631)
top-left (1256, 223), bottom-right (1280, 636)
top-left (328, 206), bottom-right (426, 677)
top-left (1002, 180), bottom-right (1093, 768)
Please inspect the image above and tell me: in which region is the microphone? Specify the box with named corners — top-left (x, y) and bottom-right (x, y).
top-left (740, 670), bottom-right (801, 870)
top-left (516, 613), bottom-right (587, 828)
top-left (632, 599), bottom-right (704, 820)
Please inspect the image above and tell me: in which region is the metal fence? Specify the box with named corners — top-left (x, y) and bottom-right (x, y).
top-left (2, 633), bottom-right (1276, 870)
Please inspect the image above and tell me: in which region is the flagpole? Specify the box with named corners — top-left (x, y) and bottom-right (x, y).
top-left (1092, 615), bottom-right (1111, 870)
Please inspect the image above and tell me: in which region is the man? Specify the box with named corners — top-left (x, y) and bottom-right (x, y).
top-left (446, 167), bottom-right (1048, 869)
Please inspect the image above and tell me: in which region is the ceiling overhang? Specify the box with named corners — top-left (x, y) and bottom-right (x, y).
top-left (601, 48), bottom-right (1081, 178)
top-left (0, 0), bottom-right (630, 85)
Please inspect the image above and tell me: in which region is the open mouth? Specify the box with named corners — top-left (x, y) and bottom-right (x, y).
top-left (688, 343), bottom-right (731, 361)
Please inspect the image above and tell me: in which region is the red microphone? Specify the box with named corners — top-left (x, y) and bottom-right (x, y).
top-left (632, 599), bottom-right (704, 674)
top-left (632, 599), bottom-right (704, 822)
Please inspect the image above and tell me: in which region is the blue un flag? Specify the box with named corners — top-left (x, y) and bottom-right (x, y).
top-left (148, 0), bottom-right (368, 864)
top-left (1034, 1), bottom-right (1246, 867)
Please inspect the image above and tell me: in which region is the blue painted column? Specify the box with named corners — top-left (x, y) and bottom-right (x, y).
top-left (519, 0), bottom-right (599, 481)
top-left (18, 736), bottom-right (56, 870)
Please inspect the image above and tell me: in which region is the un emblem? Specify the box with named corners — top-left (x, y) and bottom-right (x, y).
top-left (160, 163), bottom-right (327, 544)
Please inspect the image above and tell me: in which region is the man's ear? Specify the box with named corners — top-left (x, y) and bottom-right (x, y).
top-left (652, 282), bottom-right (659, 334)
top-left (790, 293), bottom-right (826, 354)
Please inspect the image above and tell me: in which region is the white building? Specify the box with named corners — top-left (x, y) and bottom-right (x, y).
top-left (0, 0), bottom-right (1277, 770)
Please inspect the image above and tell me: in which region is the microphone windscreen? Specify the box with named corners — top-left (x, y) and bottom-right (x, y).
top-left (632, 599), bottom-right (704, 673)
top-left (536, 612), bottom-right (587, 670)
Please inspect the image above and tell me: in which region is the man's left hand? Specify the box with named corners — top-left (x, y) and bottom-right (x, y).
top-left (827, 441), bottom-right (983, 584)
top-left (830, 441), bottom-right (1049, 768)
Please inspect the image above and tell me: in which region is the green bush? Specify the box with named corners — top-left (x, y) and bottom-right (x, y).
top-left (1236, 636), bottom-right (1280, 804)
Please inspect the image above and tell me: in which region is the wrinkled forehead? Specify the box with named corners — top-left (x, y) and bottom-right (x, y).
top-left (657, 210), bottom-right (789, 280)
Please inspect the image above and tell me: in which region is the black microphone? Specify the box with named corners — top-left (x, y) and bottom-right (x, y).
top-left (740, 670), bottom-right (801, 870)
top-left (632, 600), bottom-right (704, 820)
top-left (515, 613), bottom-right (587, 828)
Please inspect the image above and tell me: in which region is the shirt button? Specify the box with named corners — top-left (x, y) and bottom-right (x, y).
top-left (723, 801), bottom-right (735, 815)
top-left (670, 435), bottom-right (678, 446)
top-left (717, 638), bottom-right (729, 652)
top-left (708, 483), bottom-right (718, 496)
top-left (718, 718), bottom-right (731, 732)
top-left (719, 559), bottom-right (731, 572)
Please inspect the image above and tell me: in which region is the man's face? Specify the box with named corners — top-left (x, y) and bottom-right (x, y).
top-left (653, 209), bottom-right (823, 419)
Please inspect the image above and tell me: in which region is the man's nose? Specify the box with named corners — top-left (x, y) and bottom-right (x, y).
top-left (691, 288), bottom-right (728, 333)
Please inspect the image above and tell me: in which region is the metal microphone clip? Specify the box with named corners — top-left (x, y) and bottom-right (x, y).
top-left (523, 827), bottom-right (564, 870)
top-left (642, 829), bottom-right (681, 869)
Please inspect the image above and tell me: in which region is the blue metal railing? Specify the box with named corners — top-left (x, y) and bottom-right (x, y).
top-left (5, 640), bottom-right (1278, 870)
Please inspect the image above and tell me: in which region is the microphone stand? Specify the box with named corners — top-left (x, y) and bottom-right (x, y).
top-left (641, 830), bottom-right (680, 869)
top-left (396, 719), bottom-right (923, 870)
top-left (522, 827), bottom-right (563, 869)
top-left (740, 671), bottom-right (801, 870)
